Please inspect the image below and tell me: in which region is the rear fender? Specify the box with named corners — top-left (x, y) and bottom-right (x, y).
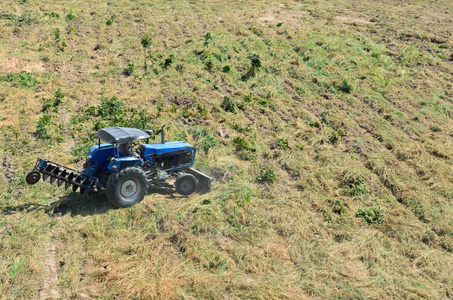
top-left (107, 157), bottom-right (143, 172)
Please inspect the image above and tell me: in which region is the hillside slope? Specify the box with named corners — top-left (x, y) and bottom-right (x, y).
top-left (1, 0), bottom-right (452, 298)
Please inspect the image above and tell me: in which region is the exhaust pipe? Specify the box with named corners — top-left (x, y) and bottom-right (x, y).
top-left (161, 124), bottom-right (166, 144)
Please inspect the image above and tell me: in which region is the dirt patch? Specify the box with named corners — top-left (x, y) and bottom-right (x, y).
top-left (258, 16), bottom-right (276, 23)
top-left (167, 96), bottom-right (195, 108)
top-left (2, 57), bottom-right (46, 74)
top-left (39, 230), bottom-right (61, 299)
top-left (2, 156), bottom-right (14, 184)
top-left (335, 16), bottom-right (373, 25)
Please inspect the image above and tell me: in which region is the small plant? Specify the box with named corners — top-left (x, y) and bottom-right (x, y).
top-left (276, 138), bottom-right (288, 150)
top-left (329, 130), bottom-right (344, 144)
top-left (36, 114), bottom-right (52, 139)
top-left (53, 28), bottom-right (61, 41)
top-left (355, 207), bottom-right (383, 224)
top-left (66, 10), bottom-right (76, 21)
top-left (141, 34), bottom-right (152, 72)
top-left (202, 135), bottom-right (217, 153)
top-left (297, 145), bottom-right (305, 150)
top-left (204, 32), bottom-right (212, 47)
top-left (341, 174), bottom-right (370, 196)
top-left (106, 17), bottom-right (114, 25)
top-left (124, 63), bottom-right (135, 76)
top-left (98, 96), bottom-right (124, 117)
top-left (222, 65), bottom-right (231, 72)
top-left (45, 12), bottom-right (60, 18)
top-left (331, 200), bottom-right (346, 215)
top-left (319, 112), bottom-right (330, 126)
top-left (233, 137), bottom-right (256, 152)
top-left (338, 79), bottom-right (354, 94)
top-left (221, 96), bottom-right (236, 113)
top-left (309, 121), bottom-right (321, 128)
top-left (141, 34), bottom-right (152, 49)
top-left (406, 199), bottom-right (425, 220)
top-left (162, 55), bottom-right (174, 69)
top-left (257, 167), bottom-right (277, 184)
top-left (205, 60), bottom-right (214, 70)
top-left (0, 72), bottom-right (37, 89)
top-left (241, 53), bottom-right (262, 81)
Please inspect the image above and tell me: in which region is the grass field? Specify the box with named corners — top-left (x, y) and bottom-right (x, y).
top-left (1, 0), bottom-right (452, 298)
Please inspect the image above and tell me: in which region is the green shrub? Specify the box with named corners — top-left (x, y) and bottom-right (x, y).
top-left (257, 167), bottom-right (277, 184)
top-left (36, 114), bottom-right (52, 139)
top-left (276, 138), bottom-right (288, 150)
top-left (66, 10), bottom-right (76, 21)
top-left (202, 135), bottom-right (217, 153)
top-left (331, 200), bottom-right (346, 215)
top-left (233, 137), bottom-right (256, 152)
top-left (338, 79), bottom-right (353, 94)
top-left (355, 207), bottom-right (383, 224)
top-left (0, 72), bottom-right (37, 89)
top-left (124, 63), bottom-right (135, 76)
top-left (141, 34), bottom-right (152, 49)
top-left (106, 17), bottom-right (114, 25)
top-left (221, 96), bottom-right (236, 113)
top-left (163, 56), bottom-right (173, 69)
top-left (329, 130), bottom-right (344, 144)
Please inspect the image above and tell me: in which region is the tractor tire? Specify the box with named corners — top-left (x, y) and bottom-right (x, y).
top-left (105, 167), bottom-right (147, 208)
top-left (175, 173), bottom-right (198, 195)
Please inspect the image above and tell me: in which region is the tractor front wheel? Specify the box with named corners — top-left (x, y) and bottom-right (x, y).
top-left (175, 173), bottom-right (198, 195)
top-left (106, 167), bottom-right (147, 208)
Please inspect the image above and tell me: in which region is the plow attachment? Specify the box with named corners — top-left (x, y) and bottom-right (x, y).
top-left (187, 167), bottom-right (212, 193)
top-left (26, 158), bottom-right (99, 194)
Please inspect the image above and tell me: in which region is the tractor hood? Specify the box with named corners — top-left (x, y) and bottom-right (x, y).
top-left (141, 141), bottom-right (193, 155)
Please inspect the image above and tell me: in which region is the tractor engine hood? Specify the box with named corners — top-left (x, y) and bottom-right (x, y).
top-left (140, 141), bottom-right (194, 156)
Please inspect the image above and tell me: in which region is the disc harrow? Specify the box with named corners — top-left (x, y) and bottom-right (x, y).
top-left (26, 158), bottom-right (99, 194)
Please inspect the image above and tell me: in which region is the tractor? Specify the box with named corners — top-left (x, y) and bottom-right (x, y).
top-left (25, 126), bottom-right (212, 207)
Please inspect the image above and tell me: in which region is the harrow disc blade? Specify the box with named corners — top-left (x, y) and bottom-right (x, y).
top-left (50, 176), bottom-right (57, 185)
top-left (57, 179), bottom-right (63, 187)
top-left (43, 174), bottom-right (50, 182)
top-left (65, 181), bottom-right (71, 190)
top-left (72, 184), bottom-right (79, 192)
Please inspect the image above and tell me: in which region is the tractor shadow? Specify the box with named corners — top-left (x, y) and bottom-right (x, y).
top-left (52, 187), bottom-right (184, 217)
top-left (2, 186), bottom-right (206, 217)
top-left (51, 193), bottom-right (117, 217)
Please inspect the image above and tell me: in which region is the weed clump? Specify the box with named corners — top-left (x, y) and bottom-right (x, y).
top-left (257, 167), bottom-right (277, 184)
top-left (241, 54), bottom-right (262, 81)
top-left (341, 173), bottom-right (370, 196)
top-left (355, 207), bottom-right (383, 224)
top-left (0, 72), bottom-right (37, 89)
top-left (276, 138), bottom-right (289, 150)
top-left (193, 127), bottom-right (217, 153)
top-left (338, 79), bottom-right (354, 94)
top-left (221, 96), bottom-right (236, 113)
top-left (330, 200), bottom-right (346, 215)
top-left (124, 63), bottom-right (135, 76)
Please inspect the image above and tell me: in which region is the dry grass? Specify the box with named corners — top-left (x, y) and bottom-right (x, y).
top-left (1, 0), bottom-right (452, 298)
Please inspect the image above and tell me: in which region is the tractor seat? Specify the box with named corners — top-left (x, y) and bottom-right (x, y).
top-left (118, 143), bottom-right (133, 157)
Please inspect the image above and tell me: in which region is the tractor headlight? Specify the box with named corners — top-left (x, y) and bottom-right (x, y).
top-left (112, 165), bottom-right (118, 170)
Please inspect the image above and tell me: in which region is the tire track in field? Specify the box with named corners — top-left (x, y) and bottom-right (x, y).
top-left (38, 229), bottom-right (61, 299)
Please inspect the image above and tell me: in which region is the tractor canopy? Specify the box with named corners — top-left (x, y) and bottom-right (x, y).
top-left (95, 127), bottom-right (150, 144)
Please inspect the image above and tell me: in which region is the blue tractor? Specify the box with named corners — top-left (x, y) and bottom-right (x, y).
top-left (25, 126), bottom-right (212, 207)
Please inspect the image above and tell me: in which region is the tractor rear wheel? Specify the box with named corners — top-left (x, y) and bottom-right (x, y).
top-left (106, 167), bottom-right (147, 208)
top-left (175, 173), bottom-right (198, 195)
